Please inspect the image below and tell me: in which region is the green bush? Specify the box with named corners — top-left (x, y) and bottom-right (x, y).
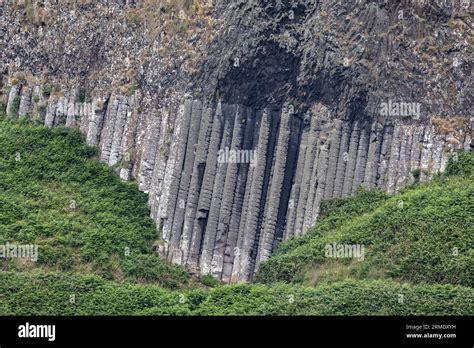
top-left (0, 271), bottom-right (194, 316)
top-left (195, 281), bottom-right (473, 316)
top-left (445, 151), bottom-right (474, 177)
top-left (42, 84), bottom-right (52, 98)
top-left (200, 274), bottom-right (220, 288)
top-left (121, 254), bottom-right (190, 288)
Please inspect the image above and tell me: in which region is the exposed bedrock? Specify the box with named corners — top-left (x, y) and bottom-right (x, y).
top-left (3, 84), bottom-right (472, 282)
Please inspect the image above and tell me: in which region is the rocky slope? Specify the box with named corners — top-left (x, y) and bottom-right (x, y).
top-left (1, 0), bottom-right (472, 282)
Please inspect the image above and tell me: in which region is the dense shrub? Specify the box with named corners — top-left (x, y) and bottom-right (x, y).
top-left (121, 254), bottom-right (190, 289)
top-left (1, 272), bottom-right (472, 316)
top-left (196, 281), bottom-right (473, 316)
top-left (445, 151), bottom-right (474, 177)
top-left (0, 271), bottom-right (195, 316)
top-left (200, 274), bottom-right (221, 288)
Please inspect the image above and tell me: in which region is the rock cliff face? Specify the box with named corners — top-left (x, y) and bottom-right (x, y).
top-left (1, 0), bottom-right (472, 281)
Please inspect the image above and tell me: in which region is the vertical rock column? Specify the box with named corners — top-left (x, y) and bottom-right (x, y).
top-left (18, 86), bottom-right (32, 117)
top-left (255, 106), bottom-right (291, 265)
top-left (180, 106), bottom-right (214, 266)
top-left (118, 96), bottom-right (138, 181)
top-left (211, 105), bottom-right (247, 276)
top-left (186, 104), bottom-right (221, 274)
top-left (221, 107), bottom-right (256, 282)
top-left (65, 88), bottom-right (79, 128)
top-left (232, 109), bottom-right (272, 282)
top-left (148, 107), bottom-right (173, 222)
top-left (341, 122), bottom-right (360, 197)
top-left (363, 121), bottom-right (383, 190)
top-left (86, 95), bottom-right (108, 146)
top-left (6, 85), bottom-right (20, 117)
top-left (283, 115), bottom-right (310, 241)
top-left (161, 100), bottom-right (193, 256)
top-left (376, 123), bottom-right (394, 190)
top-left (138, 112), bottom-right (164, 193)
top-left (332, 121), bottom-right (351, 198)
top-left (386, 124), bottom-right (402, 194)
top-left (108, 96), bottom-right (131, 167)
top-left (199, 104), bottom-right (235, 275)
top-left (293, 108), bottom-right (323, 236)
top-left (99, 96), bottom-right (120, 163)
top-left (169, 101), bottom-right (203, 264)
top-left (323, 120), bottom-right (343, 200)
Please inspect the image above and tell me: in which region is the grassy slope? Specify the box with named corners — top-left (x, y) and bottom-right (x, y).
top-left (256, 152), bottom-right (474, 287)
top-left (0, 111), bottom-right (472, 315)
top-left (0, 119), bottom-right (190, 288)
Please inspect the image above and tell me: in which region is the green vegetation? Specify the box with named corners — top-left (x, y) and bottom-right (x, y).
top-left (200, 274), bottom-right (221, 288)
top-left (0, 117), bottom-right (472, 315)
top-left (0, 271), bottom-right (200, 316)
top-left (1, 272), bottom-right (471, 316)
top-left (0, 101), bottom-right (6, 120)
top-left (256, 152), bottom-right (474, 287)
top-left (0, 120), bottom-right (189, 288)
top-left (8, 96), bottom-right (21, 118)
top-left (127, 82), bottom-right (138, 96)
top-left (42, 84), bottom-right (52, 98)
top-left (79, 88), bottom-right (87, 103)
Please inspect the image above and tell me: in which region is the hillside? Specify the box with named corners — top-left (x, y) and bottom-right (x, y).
top-left (0, 115), bottom-right (191, 289)
top-left (256, 152), bottom-right (474, 286)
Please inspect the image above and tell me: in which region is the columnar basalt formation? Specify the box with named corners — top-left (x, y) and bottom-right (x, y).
top-left (3, 84), bottom-right (472, 281)
top-left (1, 0), bottom-right (472, 282)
